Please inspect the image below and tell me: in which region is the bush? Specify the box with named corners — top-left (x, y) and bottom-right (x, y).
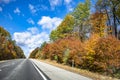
top-left (94, 36), bottom-right (120, 76)
top-left (82, 34), bottom-right (100, 70)
top-left (40, 37), bottom-right (84, 66)
top-left (33, 34), bottom-right (120, 78)
top-left (83, 35), bottom-right (120, 77)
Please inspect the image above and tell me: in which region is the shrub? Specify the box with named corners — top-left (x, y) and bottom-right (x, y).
top-left (94, 36), bottom-right (120, 76)
top-left (82, 34), bottom-right (100, 70)
top-left (40, 37), bottom-right (84, 66)
top-left (83, 35), bottom-right (120, 78)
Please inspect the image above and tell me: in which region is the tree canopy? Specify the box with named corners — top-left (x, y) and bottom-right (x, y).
top-left (0, 27), bottom-right (26, 60)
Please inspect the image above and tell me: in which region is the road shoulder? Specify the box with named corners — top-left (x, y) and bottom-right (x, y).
top-left (31, 59), bottom-right (92, 80)
top-left (34, 59), bottom-right (119, 80)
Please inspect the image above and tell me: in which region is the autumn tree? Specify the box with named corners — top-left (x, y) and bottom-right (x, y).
top-left (96, 0), bottom-right (120, 37)
top-left (29, 0), bottom-right (120, 78)
top-left (0, 26), bottom-right (11, 39)
top-left (90, 12), bottom-right (107, 37)
top-left (36, 36), bottom-right (84, 66)
top-left (14, 45), bottom-right (25, 58)
top-left (33, 42), bottom-right (47, 59)
top-left (29, 47), bottom-right (39, 58)
top-left (94, 36), bottom-right (120, 76)
top-left (50, 30), bottom-right (59, 41)
top-left (0, 27), bottom-right (25, 60)
top-left (82, 35), bottom-right (120, 78)
top-left (72, 0), bottom-right (90, 41)
top-left (50, 14), bottom-right (75, 41)
top-left (83, 34), bottom-right (100, 70)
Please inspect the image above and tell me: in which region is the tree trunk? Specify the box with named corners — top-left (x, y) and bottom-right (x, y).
top-left (113, 7), bottom-right (117, 38)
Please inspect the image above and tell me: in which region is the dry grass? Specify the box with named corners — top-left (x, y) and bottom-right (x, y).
top-left (0, 60), bottom-right (5, 63)
top-left (37, 59), bottom-right (119, 80)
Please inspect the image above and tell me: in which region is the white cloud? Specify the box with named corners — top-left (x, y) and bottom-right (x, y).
top-left (13, 16), bottom-right (62, 57)
top-left (64, 0), bottom-right (72, 4)
top-left (0, 0), bottom-right (15, 4)
top-left (67, 5), bottom-right (73, 12)
top-left (28, 4), bottom-right (48, 13)
top-left (37, 16), bottom-right (62, 31)
top-left (13, 27), bottom-right (49, 57)
top-left (14, 8), bottom-right (20, 15)
top-left (64, 0), bottom-right (74, 12)
top-left (29, 4), bottom-right (37, 14)
top-left (49, 0), bottom-right (62, 10)
top-left (27, 27), bottom-right (39, 34)
top-left (48, 0), bottom-right (73, 10)
top-left (0, 7), bottom-right (2, 12)
top-left (27, 18), bottom-right (35, 25)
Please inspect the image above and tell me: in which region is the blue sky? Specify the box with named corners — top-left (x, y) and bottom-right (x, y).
top-left (0, 0), bottom-right (90, 57)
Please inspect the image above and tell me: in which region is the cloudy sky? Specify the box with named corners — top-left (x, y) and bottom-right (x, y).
top-left (0, 0), bottom-right (84, 57)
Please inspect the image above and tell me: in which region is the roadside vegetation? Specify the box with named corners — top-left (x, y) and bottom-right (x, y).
top-left (29, 0), bottom-right (120, 79)
top-left (39, 59), bottom-right (119, 80)
top-left (0, 27), bottom-right (26, 60)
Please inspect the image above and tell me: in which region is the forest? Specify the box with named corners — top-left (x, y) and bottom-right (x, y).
top-left (29, 0), bottom-right (120, 78)
top-left (0, 27), bottom-right (26, 60)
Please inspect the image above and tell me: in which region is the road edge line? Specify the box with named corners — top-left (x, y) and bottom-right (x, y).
top-left (31, 61), bottom-right (48, 80)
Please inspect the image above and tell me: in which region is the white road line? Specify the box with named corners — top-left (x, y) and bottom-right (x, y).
top-left (31, 61), bottom-right (47, 80)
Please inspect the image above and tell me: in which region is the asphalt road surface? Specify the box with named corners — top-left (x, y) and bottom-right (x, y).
top-left (0, 59), bottom-right (45, 80)
top-left (31, 59), bottom-right (92, 80)
top-left (0, 59), bottom-right (92, 80)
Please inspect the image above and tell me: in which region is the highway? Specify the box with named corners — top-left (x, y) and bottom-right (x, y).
top-left (0, 59), bottom-right (92, 80)
top-left (0, 59), bottom-right (45, 80)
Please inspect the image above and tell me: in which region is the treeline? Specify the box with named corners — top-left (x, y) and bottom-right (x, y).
top-left (0, 27), bottom-right (26, 60)
top-left (29, 0), bottom-right (120, 78)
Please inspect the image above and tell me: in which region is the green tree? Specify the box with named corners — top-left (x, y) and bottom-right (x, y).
top-left (50, 30), bottom-right (59, 41)
top-left (72, 0), bottom-right (90, 41)
top-left (0, 26), bottom-right (11, 39)
top-left (14, 46), bottom-right (25, 58)
top-left (50, 15), bottom-right (75, 41)
top-left (57, 14), bottom-right (75, 38)
top-left (40, 42), bottom-right (47, 50)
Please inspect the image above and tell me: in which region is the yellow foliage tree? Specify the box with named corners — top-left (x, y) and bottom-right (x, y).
top-left (82, 34), bottom-right (100, 69)
top-left (90, 12), bottom-right (107, 37)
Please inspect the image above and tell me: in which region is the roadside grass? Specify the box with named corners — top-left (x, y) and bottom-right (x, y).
top-left (37, 59), bottom-right (119, 80)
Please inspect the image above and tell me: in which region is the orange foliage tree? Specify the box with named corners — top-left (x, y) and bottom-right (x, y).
top-left (0, 27), bottom-right (25, 60)
top-left (83, 35), bottom-right (120, 77)
top-left (82, 34), bottom-right (100, 70)
top-left (40, 37), bottom-right (84, 67)
top-left (90, 12), bottom-right (107, 37)
top-left (94, 36), bottom-right (120, 76)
